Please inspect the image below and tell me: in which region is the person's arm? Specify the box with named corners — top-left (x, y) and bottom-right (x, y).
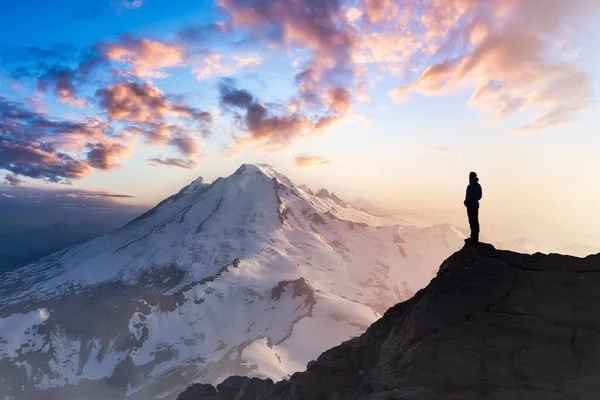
top-left (464, 185), bottom-right (471, 206)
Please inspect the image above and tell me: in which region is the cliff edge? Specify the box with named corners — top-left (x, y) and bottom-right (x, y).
top-left (178, 243), bottom-right (600, 400)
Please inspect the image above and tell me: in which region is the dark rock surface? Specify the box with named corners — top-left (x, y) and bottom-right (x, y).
top-left (176, 243), bottom-right (600, 400)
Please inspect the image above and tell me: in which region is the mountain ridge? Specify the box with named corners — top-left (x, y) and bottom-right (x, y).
top-left (177, 243), bottom-right (600, 400)
top-left (0, 164), bottom-right (468, 400)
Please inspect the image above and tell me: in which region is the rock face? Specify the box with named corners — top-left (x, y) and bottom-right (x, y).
top-left (177, 243), bottom-right (600, 400)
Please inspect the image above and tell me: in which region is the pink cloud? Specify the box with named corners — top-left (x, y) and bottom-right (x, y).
top-left (192, 53), bottom-right (262, 80)
top-left (220, 0), bottom-right (356, 65)
top-left (86, 140), bottom-right (135, 171)
top-left (386, 0), bottom-right (598, 131)
top-left (220, 0), bottom-right (359, 139)
top-left (96, 81), bottom-right (174, 122)
top-left (363, 0), bottom-right (401, 24)
top-left (102, 38), bottom-right (186, 78)
top-left (294, 155), bottom-right (332, 167)
top-left (0, 138), bottom-right (93, 182)
top-left (325, 88), bottom-right (352, 114)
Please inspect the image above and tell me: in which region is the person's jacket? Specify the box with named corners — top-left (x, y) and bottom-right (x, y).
top-left (464, 181), bottom-right (482, 208)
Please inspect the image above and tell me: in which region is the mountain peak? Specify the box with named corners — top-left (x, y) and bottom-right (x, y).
top-left (315, 188), bottom-right (345, 206)
top-left (178, 244), bottom-right (600, 400)
top-left (0, 162), bottom-right (472, 400)
top-left (233, 163), bottom-right (295, 187)
top-left (234, 163), bottom-right (268, 174)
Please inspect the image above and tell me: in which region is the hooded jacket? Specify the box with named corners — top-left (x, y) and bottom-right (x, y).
top-left (465, 176), bottom-right (482, 208)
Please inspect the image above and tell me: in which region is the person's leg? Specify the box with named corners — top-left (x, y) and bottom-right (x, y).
top-left (467, 207), bottom-right (476, 242)
top-left (473, 206), bottom-right (480, 243)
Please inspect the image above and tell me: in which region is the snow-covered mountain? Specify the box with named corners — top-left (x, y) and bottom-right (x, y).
top-left (495, 237), bottom-right (600, 257)
top-left (349, 197), bottom-right (389, 216)
top-left (0, 164), bottom-right (468, 400)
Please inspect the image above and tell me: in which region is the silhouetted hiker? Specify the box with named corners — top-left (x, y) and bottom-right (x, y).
top-left (464, 171), bottom-right (482, 244)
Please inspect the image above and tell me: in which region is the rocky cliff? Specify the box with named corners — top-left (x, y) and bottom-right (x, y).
top-left (177, 243), bottom-right (600, 400)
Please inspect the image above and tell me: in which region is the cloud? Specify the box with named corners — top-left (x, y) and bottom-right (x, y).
top-left (0, 138), bottom-right (92, 182)
top-left (63, 192), bottom-right (135, 199)
top-left (122, 0), bottom-right (145, 9)
top-left (0, 97), bottom-right (108, 151)
top-left (7, 44), bottom-right (105, 106)
top-left (220, 0), bottom-right (357, 68)
top-left (294, 155), bottom-right (332, 167)
top-left (96, 81), bottom-right (211, 126)
top-left (4, 174), bottom-right (22, 186)
top-left (110, 0), bottom-right (146, 12)
top-left (169, 135), bottom-right (200, 158)
top-left (219, 0), bottom-right (359, 134)
top-left (363, 0), bottom-right (401, 24)
top-left (324, 88), bottom-right (352, 114)
top-left (219, 80), bottom-right (354, 154)
top-left (101, 37), bottom-right (186, 78)
top-left (1, 193), bottom-right (17, 198)
top-left (86, 141), bottom-right (134, 170)
top-left (25, 96), bottom-right (47, 111)
top-left (0, 97), bottom-right (134, 183)
top-left (1, 0), bottom-right (594, 188)
top-left (192, 53), bottom-right (262, 80)
top-left (220, 84), bottom-right (254, 108)
top-left (3, 3), bottom-right (358, 165)
top-left (101, 34), bottom-right (262, 82)
top-left (219, 82), bottom-right (311, 152)
top-left (1, 41), bottom-right (212, 182)
top-left (0, 187), bottom-right (137, 203)
top-left (36, 66), bottom-right (88, 107)
top-left (313, 115), bottom-right (341, 131)
top-left (386, 0), bottom-right (598, 131)
top-left (429, 147), bottom-right (450, 154)
top-left (95, 82), bottom-right (210, 164)
top-left (146, 157), bottom-right (198, 169)
top-left (169, 102), bottom-right (213, 126)
top-left (96, 81), bottom-right (171, 122)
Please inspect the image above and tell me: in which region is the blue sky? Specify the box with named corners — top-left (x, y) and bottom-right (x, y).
top-left (1, 0), bottom-right (599, 247)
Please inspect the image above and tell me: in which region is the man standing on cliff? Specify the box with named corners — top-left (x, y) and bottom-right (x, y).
top-left (464, 171), bottom-right (482, 244)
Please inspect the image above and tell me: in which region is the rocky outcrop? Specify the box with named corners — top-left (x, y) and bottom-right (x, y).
top-left (177, 243), bottom-right (600, 400)
top-left (315, 189), bottom-right (345, 206)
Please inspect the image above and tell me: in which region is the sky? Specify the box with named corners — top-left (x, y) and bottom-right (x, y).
top-left (1, 0), bottom-right (599, 248)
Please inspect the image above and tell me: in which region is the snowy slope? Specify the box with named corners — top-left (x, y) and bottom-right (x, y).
top-left (0, 164), bottom-right (468, 400)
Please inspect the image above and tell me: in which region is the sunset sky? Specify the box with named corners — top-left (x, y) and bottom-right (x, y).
top-left (1, 0), bottom-right (599, 247)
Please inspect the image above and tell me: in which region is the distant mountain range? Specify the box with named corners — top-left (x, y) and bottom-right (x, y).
top-left (349, 197), bottom-right (390, 216)
top-left (349, 199), bottom-right (600, 258)
top-left (0, 164), bottom-right (468, 399)
top-left (496, 238), bottom-right (600, 258)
